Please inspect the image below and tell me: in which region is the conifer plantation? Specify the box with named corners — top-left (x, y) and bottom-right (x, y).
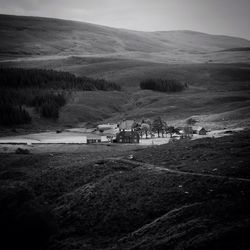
top-left (0, 68), bottom-right (121, 125)
top-left (140, 78), bottom-right (187, 92)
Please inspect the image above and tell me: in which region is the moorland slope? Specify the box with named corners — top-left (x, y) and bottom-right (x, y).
top-left (0, 14), bottom-right (250, 130)
top-left (1, 130), bottom-right (250, 250)
top-left (1, 14), bottom-right (250, 63)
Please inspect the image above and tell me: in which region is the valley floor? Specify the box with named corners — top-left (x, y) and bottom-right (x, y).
top-left (0, 127), bottom-right (244, 154)
top-left (1, 59), bottom-right (250, 130)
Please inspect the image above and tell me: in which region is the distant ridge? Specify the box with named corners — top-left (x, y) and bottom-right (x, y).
top-left (219, 47), bottom-right (250, 52)
top-left (1, 14), bottom-right (250, 62)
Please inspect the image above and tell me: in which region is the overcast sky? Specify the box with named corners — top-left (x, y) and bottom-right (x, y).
top-left (1, 0), bottom-right (250, 39)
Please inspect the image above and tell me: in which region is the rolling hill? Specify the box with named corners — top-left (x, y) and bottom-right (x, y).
top-left (1, 14), bottom-right (250, 63)
top-left (0, 14), bottom-right (250, 130)
top-left (1, 14), bottom-right (250, 250)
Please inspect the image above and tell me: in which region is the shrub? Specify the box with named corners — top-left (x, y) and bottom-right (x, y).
top-left (140, 78), bottom-right (187, 92)
top-left (15, 148), bottom-right (30, 154)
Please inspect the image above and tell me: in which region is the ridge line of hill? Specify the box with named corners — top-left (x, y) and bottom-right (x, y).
top-left (1, 14), bottom-right (250, 64)
top-left (0, 14), bottom-right (250, 42)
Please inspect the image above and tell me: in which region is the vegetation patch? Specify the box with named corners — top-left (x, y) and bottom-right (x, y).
top-left (213, 68), bottom-right (250, 82)
top-left (0, 68), bottom-right (121, 125)
top-left (0, 68), bottom-right (121, 91)
top-left (0, 104), bottom-right (31, 126)
top-left (15, 148), bottom-right (30, 154)
top-left (1, 131), bottom-right (250, 249)
top-left (140, 78), bottom-right (187, 92)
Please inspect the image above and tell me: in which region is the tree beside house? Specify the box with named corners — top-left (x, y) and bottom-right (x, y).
top-left (152, 117), bottom-right (164, 137)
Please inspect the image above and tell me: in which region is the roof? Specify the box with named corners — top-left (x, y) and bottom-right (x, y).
top-left (119, 120), bottom-right (135, 130)
top-left (200, 127), bottom-right (207, 131)
top-left (86, 133), bottom-right (102, 140)
top-left (102, 128), bottom-right (119, 135)
top-left (97, 123), bottom-right (117, 130)
top-left (192, 126), bottom-right (203, 131)
top-left (118, 131), bottom-right (139, 136)
top-left (66, 128), bottom-right (95, 133)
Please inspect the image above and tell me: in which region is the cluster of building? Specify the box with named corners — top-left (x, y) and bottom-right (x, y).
top-left (78, 120), bottom-right (140, 144)
top-left (73, 120), bottom-right (208, 144)
top-left (178, 126), bottom-right (208, 139)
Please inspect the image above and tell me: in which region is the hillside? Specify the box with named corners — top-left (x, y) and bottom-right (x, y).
top-left (1, 63), bottom-right (250, 131)
top-left (1, 130), bottom-right (250, 249)
top-left (0, 14), bottom-right (250, 131)
top-left (1, 11), bottom-right (250, 250)
top-left (1, 14), bottom-right (250, 63)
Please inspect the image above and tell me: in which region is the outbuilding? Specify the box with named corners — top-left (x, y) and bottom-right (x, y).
top-left (199, 127), bottom-right (207, 135)
top-left (116, 130), bottom-right (140, 143)
top-left (86, 134), bottom-right (102, 144)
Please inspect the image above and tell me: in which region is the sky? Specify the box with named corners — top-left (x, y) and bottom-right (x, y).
top-left (0, 0), bottom-right (250, 39)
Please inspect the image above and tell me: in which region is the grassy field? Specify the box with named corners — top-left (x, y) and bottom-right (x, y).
top-left (0, 130), bottom-right (250, 249)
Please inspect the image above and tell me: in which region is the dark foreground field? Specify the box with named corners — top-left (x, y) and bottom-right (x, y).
top-left (1, 131), bottom-right (250, 250)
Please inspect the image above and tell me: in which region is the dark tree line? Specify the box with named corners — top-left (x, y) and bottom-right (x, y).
top-left (0, 67), bottom-right (121, 125)
top-left (0, 67), bottom-right (121, 91)
top-left (32, 92), bottom-right (66, 119)
top-left (0, 90), bottom-right (65, 124)
top-left (0, 104), bottom-right (31, 126)
top-left (140, 78), bottom-right (187, 92)
top-left (133, 117), bottom-right (180, 138)
top-left (0, 89), bottom-right (67, 124)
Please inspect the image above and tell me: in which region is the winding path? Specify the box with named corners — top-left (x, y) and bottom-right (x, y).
top-left (109, 157), bottom-right (250, 183)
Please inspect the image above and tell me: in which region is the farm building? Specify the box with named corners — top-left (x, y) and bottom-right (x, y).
top-left (192, 126), bottom-right (208, 135)
top-left (97, 123), bottom-right (118, 131)
top-left (102, 128), bottom-right (119, 142)
top-left (66, 128), bottom-right (95, 133)
top-left (116, 130), bottom-right (140, 143)
top-left (199, 127), bottom-right (207, 135)
top-left (86, 134), bottom-right (109, 144)
top-left (95, 128), bottom-right (118, 142)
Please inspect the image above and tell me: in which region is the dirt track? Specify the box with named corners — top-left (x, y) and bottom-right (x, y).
top-left (115, 158), bottom-right (250, 183)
